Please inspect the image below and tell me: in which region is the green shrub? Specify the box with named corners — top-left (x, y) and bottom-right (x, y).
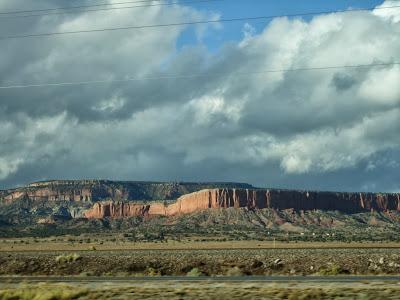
top-left (318, 264), bottom-right (343, 275)
top-left (146, 267), bottom-right (161, 277)
top-left (186, 267), bottom-right (203, 277)
top-left (226, 266), bottom-right (244, 276)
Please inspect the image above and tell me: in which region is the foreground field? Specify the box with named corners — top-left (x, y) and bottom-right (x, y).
top-left (1, 280), bottom-right (400, 299)
top-left (1, 247), bottom-right (400, 276)
top-left (2, 239), bottom-right (400, 299)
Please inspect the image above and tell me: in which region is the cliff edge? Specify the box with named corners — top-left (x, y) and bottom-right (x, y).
top-left (84, 188), bottom-right (400, 219)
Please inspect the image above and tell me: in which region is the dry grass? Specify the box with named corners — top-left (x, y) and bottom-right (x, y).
top-left (1, 283), bottom-right (400, 300)
top-left (0, 286), bottom-right (87, 300)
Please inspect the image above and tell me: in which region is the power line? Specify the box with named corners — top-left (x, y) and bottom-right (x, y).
top-left (0, 0), bottom-right (164, 15)
top-left (3, 0), bottom-right (399, 16)
top-left (0, 0), bottom-right (223, 19)
top-left (1, 5), bottom-right (399, 40)
top-left (0, 61), bottom-right (398, 89)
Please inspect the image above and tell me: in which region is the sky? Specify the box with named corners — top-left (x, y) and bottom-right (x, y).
top-left (0, 0), bottom-right (399, 192)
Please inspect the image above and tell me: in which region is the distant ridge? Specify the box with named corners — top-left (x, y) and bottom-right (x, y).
top-left (1, 180), bottom-right (253, 203)
top-left (1, 180), bottom-right (400, 240)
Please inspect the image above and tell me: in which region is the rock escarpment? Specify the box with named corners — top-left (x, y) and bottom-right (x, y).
top-left (2, 181), bottom-right (400, 221)
top-left (84, 188), bottom-right (400, 219)
top-left (3, 187), bottom-right (93, 204)
top-left (84, 202), bottom-right (152, 219)
top-left (1, 180), bottom-right (252, 204)
top-left (0, 181), bottom-right (252, 223)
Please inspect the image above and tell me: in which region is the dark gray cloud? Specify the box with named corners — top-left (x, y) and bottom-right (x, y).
top-left (332, 73), bottom-right (357, 91)
top-left (0, 0), bottom-right (399, 192)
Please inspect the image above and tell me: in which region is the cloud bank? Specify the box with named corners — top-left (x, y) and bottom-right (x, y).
top-left (0, 0), bottom-right (399, 191)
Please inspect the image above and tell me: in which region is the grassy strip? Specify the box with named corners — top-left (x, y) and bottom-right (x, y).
top-left (1, 285), bottom-right (400, 300)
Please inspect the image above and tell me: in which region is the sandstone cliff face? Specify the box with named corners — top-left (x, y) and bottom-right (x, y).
top-left (3, 181), bottom-right (400, 220)
top-left (84, 202), bottom-right (151, 219)
top-left (84, 188), bottom-right (400, 219)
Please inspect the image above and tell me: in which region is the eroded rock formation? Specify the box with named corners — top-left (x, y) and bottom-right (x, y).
top-left (1, 180), bottom-right (251, 204)
top-left (2, 181), bottom-right (399, 220)
top-left (84, 202), bottom-right (151, 219)
top-left (3, 188), bottom-right (93, 204)
top-left (84, 188), bottom-right (400, 219)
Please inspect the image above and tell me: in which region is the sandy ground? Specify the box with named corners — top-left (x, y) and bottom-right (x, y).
top-left (1, 239), bottom-right (400, 251)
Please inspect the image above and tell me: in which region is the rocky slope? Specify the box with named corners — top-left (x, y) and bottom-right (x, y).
top-left (84, 188), bottom-right (400, 219)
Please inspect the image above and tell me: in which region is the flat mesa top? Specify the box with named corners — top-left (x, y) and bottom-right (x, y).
top-left (27, 180), bottom-right (253, 187)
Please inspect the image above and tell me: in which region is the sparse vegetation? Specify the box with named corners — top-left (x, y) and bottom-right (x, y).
top-left (55, 253), bottom-right (81, 264)
top-left (0, 248), bottom-right (399, 276)
top-left (186, 267), bottom-right (204, 277)
top-left (2, 208), bottom-right (400, 243)
top-left (318, 264), bottom-right (348, 275)
top-left (226, 266), bottom-right (244, 276)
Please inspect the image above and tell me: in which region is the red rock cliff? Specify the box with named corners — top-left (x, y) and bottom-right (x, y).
top-left (84, 202), bottom-right (151, 219)
top-left (84, 189), bottom-right (400, 219)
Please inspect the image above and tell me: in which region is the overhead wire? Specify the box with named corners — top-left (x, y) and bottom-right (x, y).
top-left (0, 0), bottom-right (168, 15)
top-left (0, 0), bottom-right (224, 19)
top-left (0, 4), bottom-right (399, 40)
top-left (3, 0), bottom-right (400, 16)
top-left (0, 2), bottom-right (398, 90)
